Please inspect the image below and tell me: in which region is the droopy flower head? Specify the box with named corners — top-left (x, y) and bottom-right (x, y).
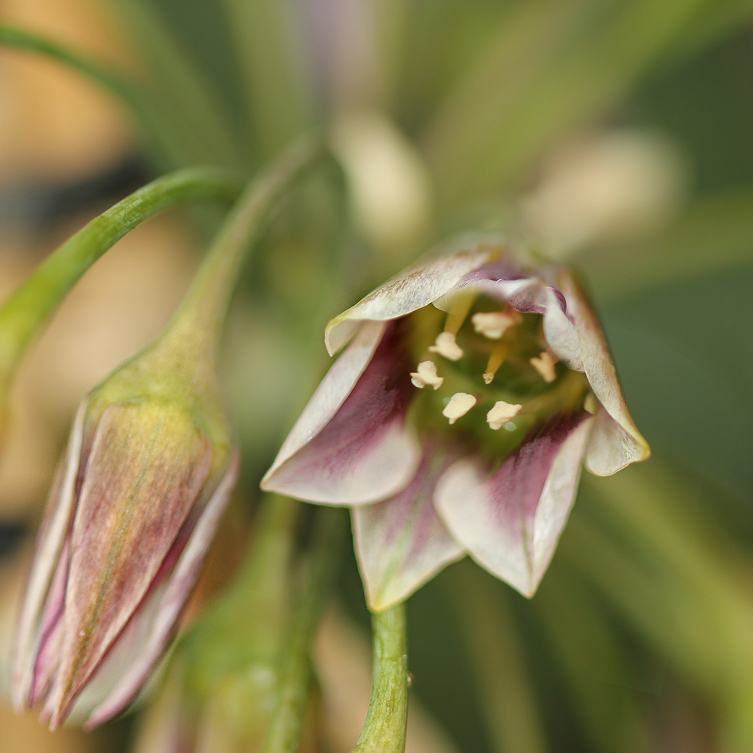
top-left (262, 236), bottom-right (649, 609)
top-left (12, 347), bottom-right (238, 730)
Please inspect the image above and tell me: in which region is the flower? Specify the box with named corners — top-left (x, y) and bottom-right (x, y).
top-left (262, 236), bottom-right (649, 610)
top-left (12, 352), bottom-right (238, 730)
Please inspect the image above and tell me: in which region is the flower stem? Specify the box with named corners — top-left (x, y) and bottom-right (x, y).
top-left (352, 605), bottom-right (409, 753)
top-left (0, 167), bottom-right (239, 384)
top-left (161, 137), bottom-right (327, 366)
top-left (262, 507), bottom-right (346, 753)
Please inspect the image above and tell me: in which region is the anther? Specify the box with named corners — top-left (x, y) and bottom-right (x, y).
top-left (410, 361), bottom-right (443, 390)
top-left (472, 311), bottom-right (517, 340)
top-left (487, 401), bottom-right (522, 430)
top-left (429, 332), bottom-right (464, 361)
top-left (530, 350), bottom-right (558, 383)
top-left (483, 342), bottom-right (509, 385)
top-left (442, 393), bottom-right (476, 424)
top-left (584, 393), bottom-right (599, 414)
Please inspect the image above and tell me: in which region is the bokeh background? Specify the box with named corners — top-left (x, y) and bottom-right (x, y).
top-left (0, 0), bottom-right (752, 751)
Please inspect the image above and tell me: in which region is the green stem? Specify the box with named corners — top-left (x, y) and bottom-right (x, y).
top-left (161, 137), bottom-right (327, 364)
top-left (0, 23), bottom-right (179, 164)
top-left (262, 507), bottom-right (346, 753)
top-left (353, 605), bottom-right (409, 753)
top-left (0, 167), bottom-right (239, 381)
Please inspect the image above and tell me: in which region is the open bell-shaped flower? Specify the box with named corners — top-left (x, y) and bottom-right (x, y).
top-left (262, 236), bottom-right (649, 610)
top-left (12, 341), bottom-right (238, 730)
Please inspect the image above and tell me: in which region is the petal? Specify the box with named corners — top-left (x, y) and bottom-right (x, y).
top-left (12, 401), bottom-right (86, 711)
top-left (557, 270), bottom-right (650, 475)
top-left (475, 277), bottom-right (583, 368)
top-left (435, 412), bottom-right (593, 597)
top-left (263, 320), bottom-right (421, 506)
top-left (263, 320), bottom-right (385, 486)
top-left (45, 403), bottom-right (213, 727)
top-left (352, 445), bottom-right (465, 612)
top-left (325, 237), bottom-right (501, 354)
top-left (82, 453), bottom-right (239, 728)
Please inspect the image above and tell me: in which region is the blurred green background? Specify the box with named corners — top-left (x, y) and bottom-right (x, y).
top-left (0, 0), bottom-right (752, 751)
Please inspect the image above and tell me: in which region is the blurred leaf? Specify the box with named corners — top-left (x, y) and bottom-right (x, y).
top-left (581, 188), bottom-right (753, 302)
top-left (447, 562), bottom-right (550, 753)
top-left (105, 0), bottom-right (246, 169)
top-left (425, 0), bottom-right (725, 209)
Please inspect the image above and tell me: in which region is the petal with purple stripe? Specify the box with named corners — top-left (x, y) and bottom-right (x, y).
top-left (353, 446), bottom-right (465, 611)
top-left (263, 320), bottom-right (420, 506)
top-left (435, 412), bottom-right (593, 597)
top-left (13, 402), bottom-right (85, 711)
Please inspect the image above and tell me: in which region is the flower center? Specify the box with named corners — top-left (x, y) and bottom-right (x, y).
top-left (407, 293), bottom-right (589, 447)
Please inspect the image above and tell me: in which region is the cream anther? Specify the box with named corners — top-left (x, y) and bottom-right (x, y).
top-left (487, 401), bottom-right (522, 430)
top-left (584, 393), bottom-right (599, 414)
top-left (530, 351), bottom-right (558, 383)
top-left (429, 332), bottom-right (464, 361)
top-left (410, 361), bottom-right (443, 390)
top-left (471, 311), bottom-right (517, 340)
top-left (442, 393), bottom-right (476, 424)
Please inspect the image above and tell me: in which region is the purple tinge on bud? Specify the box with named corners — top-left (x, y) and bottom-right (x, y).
top-left (263, 237), bottom-right (649, 609)
top-left (13, 400), bottom-right (238, 729)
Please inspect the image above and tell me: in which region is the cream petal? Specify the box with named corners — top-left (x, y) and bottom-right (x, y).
top-left (352, 448), bottom-right (465, 612)
top-left (83, 453), bottom-right (240, 728)
top-left (435, 412), bottom-right (593, 597)
top-left (557, 270), bottom-right (650, 475)
top-left (325, 238), bottom-right (501, 354)
top-left (13, 402), bottom-right (86, 711)
top-left (262, 320), bottom-right (421, 505)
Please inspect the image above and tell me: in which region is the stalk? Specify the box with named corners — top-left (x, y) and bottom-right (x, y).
top-left (352, 605), bottom-right (409, 753)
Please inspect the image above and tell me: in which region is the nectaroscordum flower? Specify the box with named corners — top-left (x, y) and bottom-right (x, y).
top-left (262, 237), bottom-right (649, 610)
top-left (11, 344), bottom-right (238, 730)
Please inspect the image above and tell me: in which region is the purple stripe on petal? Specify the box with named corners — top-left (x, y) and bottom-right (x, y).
top-left (263, 319), bottom-right (420, 505)
top-left (12, 403), bottom-right (85, 711)
top-left (435, 412), bottom-right (593, 597)
top-left (82, 453), bottom-right (240, 728)
top-left (353, 444), bottom-right (465, 611)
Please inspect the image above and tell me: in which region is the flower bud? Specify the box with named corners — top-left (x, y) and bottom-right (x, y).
top-left (12, 346), bottom-right (238, 730)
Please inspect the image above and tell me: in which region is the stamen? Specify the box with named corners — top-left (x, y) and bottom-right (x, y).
top-left (487, 401), bottom-right (522, 430)
top-left (442, 393), bottom-right (476, 424)
top-left (444, 291), bottom-right (477, 336)
top-left (483, 341), bottom-right (509, 385)
top-left (530, 350), bottom-right (558, 383)
top-left (584, 393), bottom-right (599, 414)
top-left (429, 332), bottom-right (464, 361)
top-left (410, 360), bottom-right (443, 390)
top-left (472, 311), bottom-right (517, 340)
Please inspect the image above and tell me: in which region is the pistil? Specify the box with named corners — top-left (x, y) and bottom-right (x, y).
top-left (483, 341), bottom-right (509, 385)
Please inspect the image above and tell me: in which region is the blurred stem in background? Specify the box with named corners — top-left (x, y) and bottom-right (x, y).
top-left (262, 507), bottom-right (346, 753)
